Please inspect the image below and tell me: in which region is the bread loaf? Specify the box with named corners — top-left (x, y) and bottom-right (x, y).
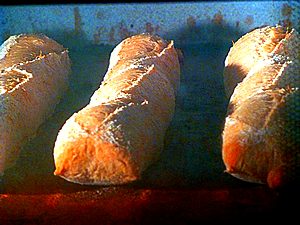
top-left (53, 34), bottom-right (180, 185)
top-left (222, 25), bottom-right (299, 189)
top-left (0, 34), bottom-right (71, 175)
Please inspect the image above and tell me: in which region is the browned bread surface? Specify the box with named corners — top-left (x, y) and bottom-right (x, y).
top-left (53, 34), bottom-right (180, 185)
top-left (222, 25), bottom-right (299, 189)
top-left (0, 34), bottom-right (71, 174)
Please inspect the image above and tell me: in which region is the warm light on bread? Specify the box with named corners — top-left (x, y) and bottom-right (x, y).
top-left (222, 25), bottom-right (299, 189)
top-left (53, 34), bottom-right (181, 185)
top-left (0, 34), bottom-right (71, 174)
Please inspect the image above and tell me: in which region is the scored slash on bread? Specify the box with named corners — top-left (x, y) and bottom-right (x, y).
top-left (53, 34), bottom-right (181, 185)
top-left (222, 25), bottom-right (299, 189)
top-left (0, 34), bottom-right (71, 175)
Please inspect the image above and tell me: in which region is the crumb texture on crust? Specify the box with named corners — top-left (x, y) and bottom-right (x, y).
top-left (222, 25), bottom-right (299, 188)
top-left (53, 34), bottom-right (180, 185)
top-left (0, 34), bottom-right (71, 173)
top-left (223, 25), bottom-right (296, 97)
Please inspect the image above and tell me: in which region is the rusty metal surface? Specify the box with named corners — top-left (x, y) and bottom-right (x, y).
top-left (0, 186), bottom-right (298, 225)
top-left (1, 1), bottom-right (299, 45)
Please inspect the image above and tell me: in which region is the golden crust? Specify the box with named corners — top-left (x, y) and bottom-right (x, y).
top-left (0, 34), bottom-right (70, 174)
top-left (0, 34), bottom-right (66, 69)
top-left (223, 26), bottom-right (289, 98)
top-left (53, 34), bottom-right (180, 185)
top-left (222, 25), bottom-right (299, 189)
top-left (54, 112), bottom-right (140, 185)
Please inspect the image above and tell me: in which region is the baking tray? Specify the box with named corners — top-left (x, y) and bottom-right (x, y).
top-left (0, 1), bottom-right (299, 224)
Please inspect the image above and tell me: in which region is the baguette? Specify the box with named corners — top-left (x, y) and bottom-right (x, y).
top-left (222, 25), bottom-right (299, 189)
top-left (53, 34), bottom-right (180, 185)
top-left (0, 34), bottom-right (71, 175)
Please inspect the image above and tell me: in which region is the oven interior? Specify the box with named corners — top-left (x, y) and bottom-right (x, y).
top-left (0, 1), bottom-right (299, 224)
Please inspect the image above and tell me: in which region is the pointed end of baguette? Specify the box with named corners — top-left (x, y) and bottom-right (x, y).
top-left (53, 139), bottom-right (140, 185)
top-left (223, 111), bottom-right (288, 186)
top-left (222, 118), bottom-right (244, 173)
top-left (222, 117), bottom-right (268, 184)
top-left (53, 112), bottom-right (140, 185)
